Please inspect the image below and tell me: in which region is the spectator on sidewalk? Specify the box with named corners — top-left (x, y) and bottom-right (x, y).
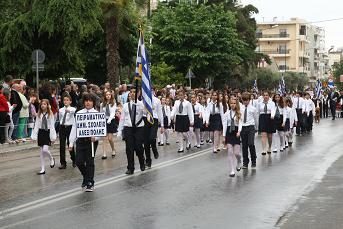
top-left (10, 84), bottom-right (23, 140)
top-left (2, 75), bottom-right (13, 90)
top-left (18, 85), bottom-right (29, 142)
top-left (3, 88), bottom-right (15, 143)
top-left (0, 85), bottom-right (10, 144)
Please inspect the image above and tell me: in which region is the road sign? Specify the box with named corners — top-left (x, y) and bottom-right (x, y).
top-left (32, 64), bottom-right (44, 71)
top-left (31, 49), bottom-right (45, 64)
top-left (185, 69), bottom-right (195, 79)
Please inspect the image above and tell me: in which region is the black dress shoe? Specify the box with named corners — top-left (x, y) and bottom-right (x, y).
top-left (125, 170), bottom-right (134, 175)
top-left (186, 144), bottom-right (191, 150)
top-left (111, 153), bottom-right (116, 158)
top-left (140, 165), bottom-right (146, 171)
top-left (58, 164), bottom-right (67, 170)
top-left (166, 142), bottom-right (170, 145)
top-left (37, 171), bottom-right (45, 175)
top-left (72, 162), bottom-right (77, 168)
top-left (229, 173), bottom-right (236, 177)
top-left (178, 149), bottom-right (184, 153)
top-left (217, 149), bottom-right (220, 152)
top-left (146, 163), bottom-right (152, 169)
top-left (50, 158), bottom-right (55, 168)
top-left (262, 152), bottom-right (266, 155)
top-left (267, 151), bottom-right (271, 154)
top-left (154, 152), bottom-right (159, 159)
top-left (101, 155), bottom-right (107, 160)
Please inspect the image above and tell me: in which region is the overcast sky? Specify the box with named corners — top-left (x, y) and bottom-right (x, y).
top-left (241, 0), bottom-right (343, 50)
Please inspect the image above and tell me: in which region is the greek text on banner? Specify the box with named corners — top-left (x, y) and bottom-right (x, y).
top-left (76, 112), bottom-right (107, 138)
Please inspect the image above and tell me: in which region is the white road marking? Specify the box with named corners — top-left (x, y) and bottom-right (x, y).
top-left (0, 148), bottom-right (212, 222)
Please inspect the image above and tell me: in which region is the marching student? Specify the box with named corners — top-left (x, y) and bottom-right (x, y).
top-left (143, 91), bottom-right (164, 169)
top-left (223, 97), bottom-right (242, 177)
top-left (303, 93), bottom-right (315, 132)
top-left (200, 96), bottom-right (210, 144)
top-left (171, 90), bottom-right (194, 153)
top-left (240, 92), bottom-right (258, 169)
top-left (31, 99), bottom-right (56, 175)
top-left (258, 90), bottom-right (276, 155)
top-left (69, 93), bottom-right (100, 192)
top-left (284, 97), bottom-right (297, 147)
top-left (159, 97), bottom-right (171, 146)
top-left (293, 92), bottom-right (305, 135)
top-left (189, 94), bottom-right (204, 148)
top-left (205, 91), bottom-right (225, 153)
top-left (117, 88), bottom-right (146, 175)
top-left (321, 92), bottom-right (329, 118)
top-left (100, 90), bottom-right (117, 159)
top-left (272, 94), bottom-right (286, 153)
top-left (58, 93), bottom-right (76, 169)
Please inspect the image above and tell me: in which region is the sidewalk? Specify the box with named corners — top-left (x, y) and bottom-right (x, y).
top-left (278, 154), bottom-right (343, 229)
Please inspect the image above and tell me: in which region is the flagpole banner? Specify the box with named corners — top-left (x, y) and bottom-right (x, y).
top-left (315, 79), bottom-right (322, 98)
top-left (135, 30), bottom-right (154, 124)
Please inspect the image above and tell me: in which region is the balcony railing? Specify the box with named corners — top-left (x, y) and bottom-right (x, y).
top-left (256, 33), bottom-right (290, 38)
top-left (258, 49), bottom-right (291, 54)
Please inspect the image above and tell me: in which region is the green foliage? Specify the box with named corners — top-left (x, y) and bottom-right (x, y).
top-left (151, 62), bottom-right (185, 87)
top-left (150, 3), bottom-right (246, 87)
top-left (332, 60), bottom-right (343, 90)
top-left (0, 0), bottom-right (102, 81)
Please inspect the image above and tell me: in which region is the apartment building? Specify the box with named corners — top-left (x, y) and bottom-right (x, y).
top-left (256, 18), bottom-right (326, 82)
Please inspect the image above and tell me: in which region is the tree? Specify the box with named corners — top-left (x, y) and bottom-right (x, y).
top-left (150, 3), bottom-right (246, 88)
top-left (150, 62), bottom-right (185, 87)
top-left (0, 0), bottom-right (102, 82)
top-left (332, 60), bottom-right (343, 90)
top-left (101, 0), bottom-right (148, 86)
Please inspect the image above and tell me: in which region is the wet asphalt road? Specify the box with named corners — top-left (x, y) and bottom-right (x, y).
top-left (0, 119), bottom-right (342, 229)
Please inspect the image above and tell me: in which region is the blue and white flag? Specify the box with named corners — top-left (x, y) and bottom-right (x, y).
top-left (135, 30), bottom-right (154, 124)
top-left (315, 79), bottom-right (322, 98)
top-left (253, 79), bottom-right (258, 93)
top-left (278, 76), bottom-right (286, 96)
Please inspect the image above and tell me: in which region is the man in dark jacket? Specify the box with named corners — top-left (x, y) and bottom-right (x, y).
top-left (329, 88), bottom-right (339, 120)
top-left (10, 84), bottom-right (23, 140)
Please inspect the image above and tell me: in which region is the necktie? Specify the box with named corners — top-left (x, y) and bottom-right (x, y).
top-left (42, 113), bottom-right (48, 130)
top-left (179, 101), bottom-right (183, 113)
top-left (129, 102), bottom-right (135, 126)
top-left (212, 103), bottom-right (215, 114)
top-left (275, 105), bottom-right (280, 118)
top-left (297, 98), bottom-right (300, 109)
top-left (229, 111), bottom-right (235, 133)
top-left (252, 100), bottom-right (254, 106)
top-left (61, 109), bottom-right (67, 125)
top-left (243, 106), bottom-right (247, 123)
top-left (162, 106), bottom-right (166, 118)
top-left (192, 104), bottom-right (195, 113)
top-left (264, 102), bottom-right (268, 114)
top-left (105, 104), bottom-right (110, 117)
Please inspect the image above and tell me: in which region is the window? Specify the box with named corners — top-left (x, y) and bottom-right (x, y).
top-left (279, 29), bottom-right (288, 37)
top-left (278, 45), bottom-right (287, 54)
top-left (278, 65), bottom-right (288, 70)
top-left (300, 26), bottom-right (306, 35)
top-left (256, 29), bottom-right (262, 38)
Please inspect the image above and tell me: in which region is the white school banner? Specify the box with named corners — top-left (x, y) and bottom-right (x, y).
top-left (76, 112), bottom-right (107, 138)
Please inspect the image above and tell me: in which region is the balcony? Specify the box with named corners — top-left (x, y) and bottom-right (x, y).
top-left (257, 33), bottom-right (291, 41)
top-left (299, 50), bottom-right (310, 58)
top-left (258, 49), bottom-right (291, 58)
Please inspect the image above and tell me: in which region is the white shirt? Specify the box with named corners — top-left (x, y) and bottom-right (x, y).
top-left (222, 110), bottom-right (242, 137)
top-left (191, 102), bottom-right (204, 116)
top-left (161, 104), bottom-right (171, 126)
top-left (303, 99), bottom-right (316, 116)
top-left (118, 100), bottom-right (145, 132)
top-left (59, 106), bottom-right (76, 126)
top-left (249, 99), bottom-right (258, 109)
top-left (68, 108), bottom-right (100, 148)
top-left (100, 103), bottom-right (117, 123)
top-left (144, 96), bottom-right (164, 127)
top-left (205, 101), bottom-right (224, 124)
top-left (240, 104), bottom-right (258, 127)
top-left (31, 113), bottom-right (57, 142)
top-left (292, 97), bottom-right (305, 109)
top-left (257, 100), bottom-right (276, 118)
top-left (171, 99), bottom-right (194, 124)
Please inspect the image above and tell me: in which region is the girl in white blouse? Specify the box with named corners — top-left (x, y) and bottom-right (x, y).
top-left (100, 90), bottom-right (117, 159)
top-left (31, 99), bottom-right (56, 175)
top-left (223, 97), bottom-right (242, 178)
top-left (272, 94), bottom-right (286, 152)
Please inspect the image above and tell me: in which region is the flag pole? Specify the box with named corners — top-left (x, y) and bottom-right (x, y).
top-left (133, 26), bottom-right (142, 129)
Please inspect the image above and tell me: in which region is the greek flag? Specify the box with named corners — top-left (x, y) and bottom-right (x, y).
top-left (253, 79), bottom-right (258, 93)
top-left (135, 30), bottom-right (154, 124)
top-left (278, 76), bottom-right (286, 96)
top-left (315, 79), bottom-right (322, 98)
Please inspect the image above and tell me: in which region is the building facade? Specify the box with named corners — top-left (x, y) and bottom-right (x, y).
top-left (256, 18), bottom-right (326, 82)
